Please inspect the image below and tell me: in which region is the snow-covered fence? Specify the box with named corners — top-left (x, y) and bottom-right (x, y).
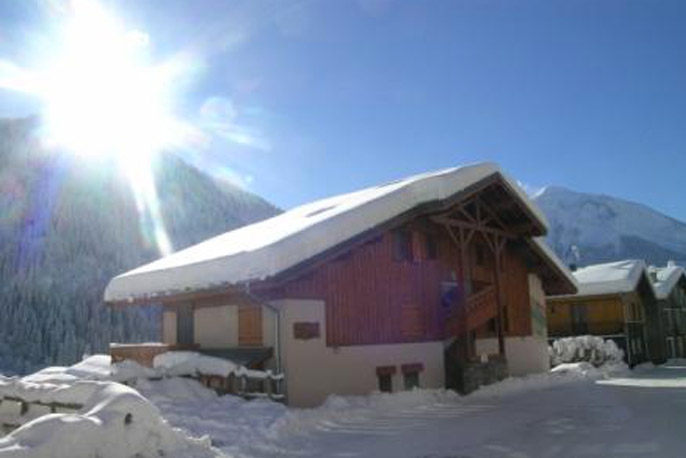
top-left (0, 379), bottom-right (126, 435)
top-left (549, 336), bottom-right (625, 367)
top-left (115, 351), bottom-right (286, 401)
top-left (197, 368), bottom-right (285, 400)
top-left (0, 377), bottom-right (215, 457)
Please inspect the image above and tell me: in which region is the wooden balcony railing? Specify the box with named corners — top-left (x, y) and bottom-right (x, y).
top-left (466, 285), bottom-right (497, 330)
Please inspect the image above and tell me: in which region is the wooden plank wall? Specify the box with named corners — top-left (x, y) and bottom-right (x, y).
top-left (273, 220), bottom-right (466, 347)
top-left (502, 247), bottom-right (532, 337)
top-left (265, 217), bottom-right (538, 348)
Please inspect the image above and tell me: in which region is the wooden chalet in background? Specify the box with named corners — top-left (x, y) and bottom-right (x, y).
top-left (649, 263), bottom-right (686, 361)
top-left (547, 260), bottom-right (660, 366)
top-left (105, 163), bottom-right (576, 406)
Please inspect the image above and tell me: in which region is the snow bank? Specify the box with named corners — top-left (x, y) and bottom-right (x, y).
top-left (550, 361), bottom-right (629, 378)
top-left (0, 380), bottom-right (220, 458)
top-left (135, 377), bottom-right (288, 455)
top-left (154, 351), bottom-right (239, 378)
top-left (550, 335), bottom-right (625, 367)
top-left (111, 359), bottom-right (159, 383)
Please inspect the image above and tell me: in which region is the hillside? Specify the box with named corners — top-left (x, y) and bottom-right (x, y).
top-left (0, 117), bottom-right (279, 374)
top-left (533, 186), bottom-right (686, 267)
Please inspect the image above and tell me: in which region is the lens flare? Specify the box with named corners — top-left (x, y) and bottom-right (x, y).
top-left (1, 0), bottom-right (192, 256)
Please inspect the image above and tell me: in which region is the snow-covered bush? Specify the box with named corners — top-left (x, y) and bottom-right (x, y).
top-left (549, 336), bottom-right (624, 367)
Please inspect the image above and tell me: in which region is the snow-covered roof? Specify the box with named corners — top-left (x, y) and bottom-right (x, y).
top-left (561, 260), bottom-right (655, 298)
top-left (649, 263), bottom-right (686, 300)
top-left (105, 162), bottom-right (551, 303)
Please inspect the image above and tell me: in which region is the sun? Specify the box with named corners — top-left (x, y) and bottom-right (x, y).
top-left (40, 0), bottom-right (182, 169)
top-left (28, 0), bottom-right (189, 256)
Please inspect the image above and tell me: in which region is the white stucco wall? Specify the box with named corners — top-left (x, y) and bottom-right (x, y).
top-left (193, 305), bottom-right (238, 348)
top-left (475, 336), bottom-right (549, 376)
top-left (273, 299), bottom-right (445, 407)
top-left (162, 310), bottom-right (177, 344)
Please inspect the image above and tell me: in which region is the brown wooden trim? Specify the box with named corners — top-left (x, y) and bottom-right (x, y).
top-left (376, 365), bottom-right (397, 376)
top-left (401, 363), bottom-right (424, 374)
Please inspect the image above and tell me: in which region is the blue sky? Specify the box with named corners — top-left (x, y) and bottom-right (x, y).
top-left (1, 0), bottom-right (685, 220)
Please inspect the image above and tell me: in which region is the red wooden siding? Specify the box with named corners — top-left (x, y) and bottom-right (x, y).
top-left (273, 218), bottom-right (467, 347)
top-left (264, 211), bottom-right (537, 347)
top-left (502, 247), bottom-right (532, 336)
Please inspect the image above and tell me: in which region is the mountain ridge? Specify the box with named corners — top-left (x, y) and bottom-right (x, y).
top-left (0, 117), bottom-right (280, 374)
top-left (533, 185), bottom-right (686, 268)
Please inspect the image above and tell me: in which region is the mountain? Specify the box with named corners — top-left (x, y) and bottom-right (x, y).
top-left (533, 186), bottom-right (686, 267)
top-left (0, 117), bottom-right (279, 374)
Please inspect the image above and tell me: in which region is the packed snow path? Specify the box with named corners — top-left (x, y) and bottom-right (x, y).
top-left (233, 364), bottom-right (686, 458)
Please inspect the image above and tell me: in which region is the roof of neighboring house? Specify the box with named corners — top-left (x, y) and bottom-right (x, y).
top-left (105, 162), bottom-right (572, 304)
top-left (552, 259), bottom-right (656, 299)
top-left (649, 263), bottom-right (686, 300)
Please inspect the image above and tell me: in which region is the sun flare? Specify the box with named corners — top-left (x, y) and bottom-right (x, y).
top-left (9, 0), bottom-right (191, 256)
top-left (40, 0), bottom-right (180, 167)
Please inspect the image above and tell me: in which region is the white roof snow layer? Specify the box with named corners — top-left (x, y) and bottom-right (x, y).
top-left (104, 162), bottom-right (548, 303)
top-left (649, 264), bottom-right (686, 300)
top-left (569, 260), bottom-right (653, 297)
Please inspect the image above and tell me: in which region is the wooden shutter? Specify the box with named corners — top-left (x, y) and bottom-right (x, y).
top-left (238, 305), bottom-right (263, 347)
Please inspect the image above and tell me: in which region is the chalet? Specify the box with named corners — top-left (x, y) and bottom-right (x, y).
top-left (104, 163), bottom-right (576, 407)
top-left (648, 262), bottom-right (686, 361)
top-left (547, 260), bottom-right (659, 366)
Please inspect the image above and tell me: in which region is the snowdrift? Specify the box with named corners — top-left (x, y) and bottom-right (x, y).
top-left (0, 377), bottom-right (218, 458)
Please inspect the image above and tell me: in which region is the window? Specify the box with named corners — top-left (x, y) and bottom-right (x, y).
top-left (571, 304), bottom-right (588, 334)
top-left (392, 230), bottom-right (413, 262)
top-left (176, 304), bottom-right (194, 346)
top-left (404, 372), bottom-right (420, 390)
top-left (376, 366), bottom-right (396, 393)
top-left (401, 363), bottom-right (423, 390)
top-left (425, 233), bottom-right (438, 260)
top-left (378, 374), bottom-right (393, 393)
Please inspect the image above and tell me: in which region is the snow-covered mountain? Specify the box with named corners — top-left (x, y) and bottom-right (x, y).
top-left (0, 117), bottom-right (279, 374)
top-left (533, 186), bottom-right (686, 267)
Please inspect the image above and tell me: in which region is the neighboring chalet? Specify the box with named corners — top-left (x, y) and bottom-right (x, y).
top-left (547, 260), bottom-right (659, 366)
top-left (105, 163), bottom-right (576, 407)
top-left (649, 262), bottom-right (686, 361)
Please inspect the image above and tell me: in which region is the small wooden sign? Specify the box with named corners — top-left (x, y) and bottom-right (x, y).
top-left (293, 322), bottom-right (321, 340)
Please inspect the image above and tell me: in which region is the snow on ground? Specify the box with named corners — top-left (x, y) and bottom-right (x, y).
top-left (0, 358), bottom-right (222, 458)
top-left (132, 361), bottom-right (625, 457)
top-left (234, 362), bottom-right (686, 458)
top-left (5, 356), bottom-right (686, 457)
